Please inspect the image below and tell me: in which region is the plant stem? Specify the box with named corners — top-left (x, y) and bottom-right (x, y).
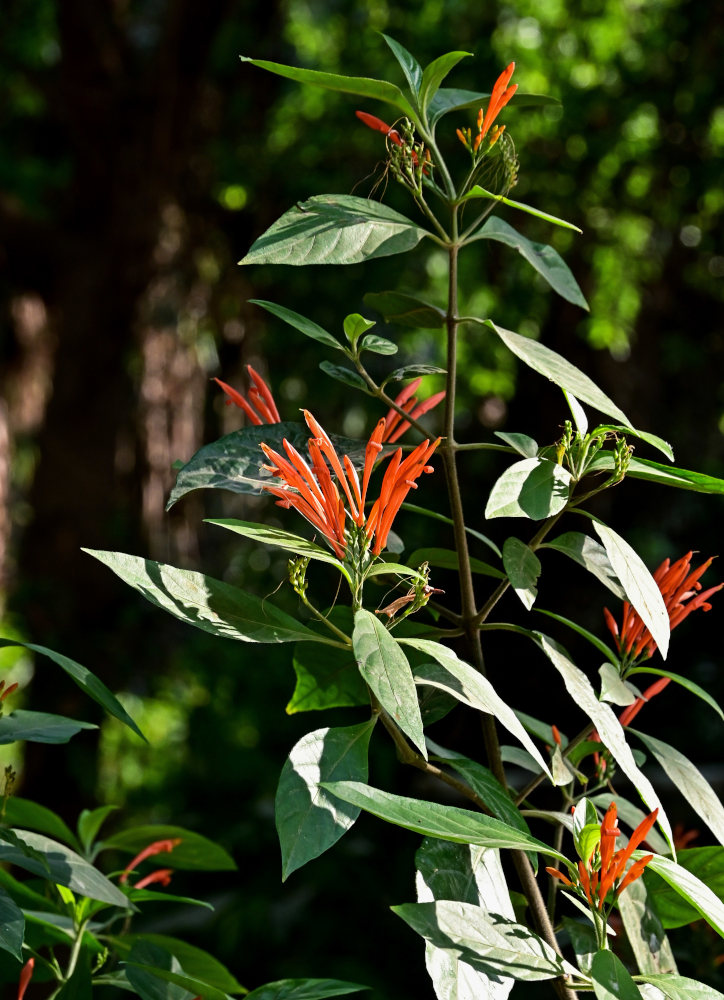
top-left (515, 722), bottom-right (595, 806)
top-left (298, 592), bottom-right (352, 646)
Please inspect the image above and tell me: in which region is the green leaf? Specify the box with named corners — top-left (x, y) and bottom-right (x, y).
top-left (364, 561), bottom-right (428, 583)
top-left (591, 949), bottom-right (643, 1000)
top-left (639, 975), bottom-right (724, 1000)
top-left (592, 522), bottom-right (670, 659)
top-left (392, 901), bottom-right (572, 981)
top-left (632, 730), bottom-right (724, 846)
top-left (565, 391), bottom-right (589, 435)
top-left (461, 186), bottom-right (582, 232)
top-left (343, 313), bottom-right (376, 344)
top-left (428, 87), bottom-right (556, 128)
top-left (644, 847), bottom-right (724, 928)
top-left (206, 520), bottom-right (349, 577)
top-left (644, 852), bottom-right (724, 938)
top-left (401, 503), bottom-right (501, 557)
top-left (562, 917), bottom-right (597, 976)
top-left (474, 217), bottom-right (588, 309)
top-left (494, 431), bottom-right (538, 458)
top-left (535, 609), bottom-right (620, 667)
top-left (485, 457), bottom-right (571, 520)
top-left (403, 638), bottom-right (553, 780)
top-left (352, 610), bottom-right (425, 756)
top-left (319, 361), bottom-right (369, 393)
top-left (0, 830), bottom-right (130, 908)
top-left (0, 709), bottom-right (96, 745)
top-left (116, 935), bottom-right (246, 995)
top-left (322, 781), bottom-right (563, 857)
top-left (126, 939), bottom-right (225, 1000)
top-left (426, 740), bottom-right (535, 857)
top-left (381, 34), bottom-right (423, 96)
top-left (617, 876), bottom-right (677, 976)
top-left (240, 195), bottom-right (429, 266)
top-left (84, 550), bottom-right (325, 645)
top-left (541, 531), bottom-right (625, 600)
top-left (125, 888), bottom-right (213, 911)
top-left (77, 805), bottom-right (118, 856)
top-left (0, 639), bottom-right (144, 742)
top-left (240, 55), bottom-right (416, 118)
top-left (245, 980), bottom-right (367, 1000)
top-left (418, 51), bottom-right (471, 116)
top-left (592, 424), bottom-right (673, 462)
top-left (0, 887), bottom-right (24, 960)
top-left (363, 291), bottom-right (445, 328)
top-left (359, 333), bottom-right (397, 356)
top-left (416, 838), bottom-right (515, 1000)
top-left (102, 824), bottom-right (235, 871)
top-left (626, 667), bottom-right (724, 721)
top-left (249, 300), bottom-right (343, 350)
top-left (276, 721), bottom-right (375, 880)
top-left (407, 547), bottom-right (505, 579)
top-left (598, 663), bottom-right (636, 706)
top-left (534, 633), bottom-right (673, 851)
top-left (487, 322), bottom-right (631, 425)
top-left (502, 537), bottom-right (540, 610)
top-left (287, 631), bottom-right (367, 714)
top-left (3, 797), bottom-right (80, 851)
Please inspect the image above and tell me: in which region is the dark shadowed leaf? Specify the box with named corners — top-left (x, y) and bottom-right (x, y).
top-left (0, 888), bottom-right (23, 960)
top-left (502, 537), bottom-right (540, 610)
top-left (540, 531), bottom-right (625, 599)
top-left (249, 300), bottom-right (343, 350)
top-left (244, 979), bottom-right (367, 1000)
top-left (319, 361), bottom-right (369, 392)
top-left (103, 824), bottom-right (235, 871)
top-left (363, 291), bottom-right (445, 328)
top-left (381, 34), bottom-right (423, 96)
top-left (428, 88), bottom-right (556, 128)
top-left (0, 709), bottom-right (96, 745)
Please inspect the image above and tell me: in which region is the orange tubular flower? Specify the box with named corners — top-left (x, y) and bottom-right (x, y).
top-left (261, 411), bottom-right (439, 561)
top-left (214, 365), bottom-right (281, 425)
top-left (119, 837), bottom-right (182, 884)
top-left (457, 63), bottom-right (517, 152)
top-left (17, 958), bottom-right (34, 1000)
top-left (355, 110), bottom-right (403, 147)
top-left (382, 378), bottom-right (446, 444)
top-left (134, 867), bottom-right (174, 890)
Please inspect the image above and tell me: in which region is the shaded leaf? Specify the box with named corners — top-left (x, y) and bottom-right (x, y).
top-left (359, 333), bottom-right (397, 355)
top-left (352, 610), bottom-right (425, 756)
top-left (626, 667), bottom-right (724, 721)
top-left (418, 51), bottom-right (471, 115)
top-left (644, 847), bottom-right (724, 928)
top-left (502, 537), bottom-right (540, 610)
top-left (103, 825), bottom-right (235, 871)
top-left (407, 547), bottom-right (505, 579)
top-left (288, 634), bottom-right (367, 714)
top-left (85, 550), bottom-right (325, 645)
top-left (78, 805), bottom-right (118, 856)
top-left (485, 457), bottom-right (571, 520)
top-left (593, 424), bottom-right (673, 462)
top-left (245, 980), bottom-right (367, 1000)
top-left (206, 520), bottom-right (348, 577)
top-left (381, 34), bottom-right (423, 96)
top-left (589, 454), bottom-right (724, 494)
top-left (535, 609), bottom-right (620, 667)
top-left (474, 217), bottom-right (588, 308)
top-left (541, 531), bottom-right (625, 599)
top-left (0, 887), bottom-right (23, 960)
top-left (115, 934), bottom-right (245, 995)
top-left (617, 875), bottom-right (677, 976)
top-left (276, 721), bottom-right (375, 879)
top-left (126, 940), bottom-right (220, 1000)
top-left (249, 299), bottom-right (342, 350)
top-left (363, 290), bottom-right (445, 328)
top-left (428, 87), bottom-right (556, 128)
top-left (3, 797), bottom-right (80, 851)
top-left (319, 361), bottom-right (369, 392)
top-left (240, 195), bottom-right (429, 266)
top-left (0, 709), bottom-right (96, 745)
top-left (644, 852), bottom-right (724, 937)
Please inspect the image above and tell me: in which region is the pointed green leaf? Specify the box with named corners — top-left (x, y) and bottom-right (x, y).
top-left (319, 361), bottom-right (369, 392)
top-left (644, 853), bottom-right (724, 938)
top-left (485, 457), bottom-right (572, 520)
top-left (126, 939), bottom-right (231, 1000)
top-left (591, 949), bottom-right (643, 999)
top-left (384, 363), bottom-right (448, 383)
top-left (115, 934), bottom-right (245, 995)
top-left (461, 186), bottom-right (582, 232)
top-left (535, 609), bottom-right (620, 667)
top-left (103, 824), bottom-right (235, 871)
top-left (392, 901), bottom-right (572, 981)
top-left (626, 667), bottom-right (724, 721)
top-left (288, 625), bottom-right (367, 714)
top-left (593, 424), bottom-right (673, 462)
top-left (240, 55), bottom-right (416, 118)
top-left (418, 51), bottom-right (471, 116)
top-left (249, 299), bottom-right (343, 350)
top-left (0, 830), bottom-right (130, 908)
top-left (403, 638), bottom-right (552, 781)
top-left (534, 633), bottom-right (673, 851)
top-left (599, 663), bottom-right (636, 706)
top-left (428, 88), bottom-right (556, 128)
top-left (353, 610), bottom-right (425, 756)
top-left (359, 333), bottom-right (397, 356)
top-left (474, 217), bottom-right (588, 308)
top-left (0, 709), bottom-right (96, 745)
top-left (240, 195), bottom-right (430, 266)
top-left (381, 34), bottom-right (423, 96)
top-left (494, 431), bottom-right (538, 458)
top-left (592, 522), bottom-right (669, 659)
top-left (245, 980), bottom-right (367, 1000)
top-left (502, 537), bottom-right (540, 610)
top-left (632, 730), bottom-right (724, 847)
top-left (205, 520), bottom-right (349, 578)
top-left (84, 550), bottom-right (325, 645)
top-left (589, 453), bottom-right (724, 494)
top-left (78, 805), bottom-right (118, 856)
top-left (0, 887), bottom-right (23, 960)
top-left (487, 322), bottom-right (631, 425)
top-left (540, 531), bottom-right (625, 600)
top-left (639, 975), bottom-right (724, 1000)
top-left (343, 313), bottom-right (376, 344)
top-left (3, 797), bottom-right (80, 851)
top-left (276, 721), bottom-right (375, 879)
top-left (363, 291), bottom-right (445, 328)
top-left (321, 781), bottom-right (565, 857)
top-left (617, 876), bottom-right (677, 977)
top-left (564, 391), bottom-right (589, 435)
top-left (0, 639), bottom-right (144, 741)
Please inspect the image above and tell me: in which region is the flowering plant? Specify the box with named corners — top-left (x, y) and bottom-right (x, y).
top-left (87, 38), bottom-right (724, 999)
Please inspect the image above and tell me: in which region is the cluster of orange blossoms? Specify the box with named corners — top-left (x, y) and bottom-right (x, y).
top-left (603, 552), bottom-right (722, 728)
top-left (119, 836), bottom-right (182, 890)
top-left (546, 802), bottom-right (657, 910)
top-left (456, 61), bottom-right (517, 153)
top-left (261, 411), bottom-right (439, 560)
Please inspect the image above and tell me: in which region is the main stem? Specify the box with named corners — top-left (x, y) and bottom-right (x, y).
top-left (442, 226), bottom-right (578, 1000)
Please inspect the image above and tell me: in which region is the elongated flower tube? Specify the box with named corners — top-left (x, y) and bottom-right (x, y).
top-left (17, 958), bottom-right (34, 1000)
top-left (214, 365), bottom-right (280, 425)
top-left (134, 867), bottom-right (174, 890)
top-left (261, 411), bottom-right (439, 561)
top-left (382, 378), bottom-right (446, 444)
top-left (119, 836), bottom-right (182, 884)
top-left (354, 110), bottom-right (403, 147)
top-left (457, 63), bottom-right (517, 153)
top-left (546, 802), bottom-right (657, 913)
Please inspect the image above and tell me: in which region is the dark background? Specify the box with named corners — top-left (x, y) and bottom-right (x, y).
top-left (1, 0), bottom-right (723, 996)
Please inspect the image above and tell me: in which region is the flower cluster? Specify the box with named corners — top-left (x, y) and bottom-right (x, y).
top-left (214, 366), bottom-right (280, 425)
top-left (261, 411), bottom-right (439, 560)
top-left (456, 62), bottom-right (517, 154)
top-left (546, 802), bottom-right (657, 911)
top-left (381, 377), bottom-right (446, 444)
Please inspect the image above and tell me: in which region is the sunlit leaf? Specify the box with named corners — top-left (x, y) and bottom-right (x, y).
top-left (639, 975), bottom-right (724, 1000)
top-left (502, 537), bottom-right (540, 610)
top-left (461, 186), bottom-right (582, 232)
top-left (644, 852), bottom-right (724, 938)
top-left (589, 453), bottom-right (724, 494)
top-left (407, 547), bottom-right (505, 579)
top-left (494, 431), bottom-right (538, 458)
top-left (591, 949), bottom-right (642, 1000)
top-left (206, 520), bottom-right (349, 579)
top-left (485, 457), bottom-right (571, 520)
top-left (418, 51), bottom-right (471, 116)
top-left (617, 876), bottom-right (677, 977)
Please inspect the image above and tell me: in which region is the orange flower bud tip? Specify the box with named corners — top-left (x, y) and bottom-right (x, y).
top-left (551, 724), bottom-right (562, 746)
top-left (0, 682), bottom-right (18, 701)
